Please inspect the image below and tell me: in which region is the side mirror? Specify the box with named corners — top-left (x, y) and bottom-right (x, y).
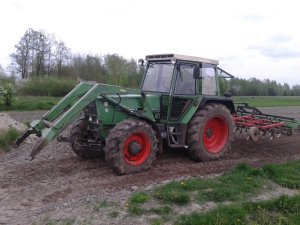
top-left (138, 59), bottom-right (145, 66)
top-left (193, 66), bottom-right (201, 79)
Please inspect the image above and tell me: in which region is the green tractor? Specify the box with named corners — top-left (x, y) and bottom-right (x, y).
top-left (15, 53), bottom-right (236, 174)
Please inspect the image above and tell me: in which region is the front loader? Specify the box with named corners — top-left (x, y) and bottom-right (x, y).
top-left (15, 54), bottom-right (300, 175)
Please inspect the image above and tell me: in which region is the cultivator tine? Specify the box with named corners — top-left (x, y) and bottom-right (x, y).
top-left (269, 133), bottom-right (273, 140)
top-left (234, 127), bottom-right (240, 134)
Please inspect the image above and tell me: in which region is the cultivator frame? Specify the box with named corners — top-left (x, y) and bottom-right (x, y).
top-left (233, 104), bottom-right (300, 141)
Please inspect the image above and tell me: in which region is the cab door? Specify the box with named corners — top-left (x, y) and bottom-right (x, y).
top-left (168, 63), bottom-right (198, 121)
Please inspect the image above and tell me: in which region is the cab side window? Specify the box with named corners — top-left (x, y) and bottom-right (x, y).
top-left (201, 65), bottom-right (217, 95)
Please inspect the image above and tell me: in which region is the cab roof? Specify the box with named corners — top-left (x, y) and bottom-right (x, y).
top-left (146, 53), bottom-right (219, 65)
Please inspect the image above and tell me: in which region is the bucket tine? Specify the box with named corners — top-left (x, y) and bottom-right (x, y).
top-left (14, 130), bottom-right (32, 148)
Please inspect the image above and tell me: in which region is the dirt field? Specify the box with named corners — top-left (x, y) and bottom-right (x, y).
top-left (1, 107), bottom-right (300, 225)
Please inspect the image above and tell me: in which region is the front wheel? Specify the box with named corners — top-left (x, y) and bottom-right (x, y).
top-left (69, 118), bottom-right (104, 159)
top-left (104, 119), bottom-right (158, 175)
top-left (187, 103), bottom-right (234, 161)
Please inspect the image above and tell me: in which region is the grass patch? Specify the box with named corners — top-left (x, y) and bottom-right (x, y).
top-left (150, 218), bottom-right (163, 225)
top-left (127, 192), bottom-right (149, 215)
top-left (154, 186), bottom-right (191, 205)
top-left (0, 96), bottom-right (60, 111)
top-left (197, 164), bottom-right (265, 203)
top-left (128, 192), bottom-right (149, 205)
top-left (176, 204), bottom-right (246, 225)
top-left (176, 195), bottom-right (300, 225)
top-left (149, 206), bottom-right (172, 215)
top-left (0, 128), bottom-right (20, 151)
top-left (263, 161), bottom-right (300, 189)
top-left (153, 163), bottom-right (265, 205)
top-left (127, 192), bottom-right (172, 217)
top-left (233, 96), bottom-right (300, 107)
top-left (127, 204), bottom-right (146, 215)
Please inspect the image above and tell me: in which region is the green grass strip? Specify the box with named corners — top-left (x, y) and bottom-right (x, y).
top-left (153, 163), bottom-right (266, 205)
top-left (233, 96), bottom-right (300, 107)
top-left (263, 162), bottom-right (300, 189)
top-left (176, 195), bottom-right (300, 225)
top-left (0, 96), bottom-right (60, 111)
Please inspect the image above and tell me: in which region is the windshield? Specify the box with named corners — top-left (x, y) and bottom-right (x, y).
top-left (142, 63), bottom-right (174, 93)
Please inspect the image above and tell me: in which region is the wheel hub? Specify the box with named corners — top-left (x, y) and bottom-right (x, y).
top-left (128, 141), bottom-right (142, 155)
top-left (206, 128), bottom-right (213, 138)
top-left (123, 132), bottom-right (151, 166)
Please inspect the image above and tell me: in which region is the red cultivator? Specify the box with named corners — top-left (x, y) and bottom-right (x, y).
top-left (233, 104), bottom-right (300, 141)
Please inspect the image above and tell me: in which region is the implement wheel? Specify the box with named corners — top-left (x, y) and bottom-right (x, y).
top-left (187, 103), bottom-right (234, 161)
top-left (104, 119), bottom-right (158, 175)
top-left (69, 118), bottom-right (104, 159)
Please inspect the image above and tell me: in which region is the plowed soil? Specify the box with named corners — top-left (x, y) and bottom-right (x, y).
top-left (1, 107), bottom-right (300, 225)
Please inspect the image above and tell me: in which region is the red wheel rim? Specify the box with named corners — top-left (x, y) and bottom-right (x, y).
top-left (124, 132), bottom-right (151, 166)
top-left (202, 116), bottom-right (229, 153)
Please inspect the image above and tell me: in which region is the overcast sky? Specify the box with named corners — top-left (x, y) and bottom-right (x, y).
top-left (0, 0), bottom-right (299, 85)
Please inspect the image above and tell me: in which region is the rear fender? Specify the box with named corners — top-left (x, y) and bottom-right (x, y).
top-left (199, 97), bottom-right (235, 114)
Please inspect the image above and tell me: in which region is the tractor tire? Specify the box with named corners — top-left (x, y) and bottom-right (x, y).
top-left (69, 118), bottom-right (104, 159)
top-left (187, 103), bottom-right (234, 161)
top-left (104, 119), bottom-right (158, 175)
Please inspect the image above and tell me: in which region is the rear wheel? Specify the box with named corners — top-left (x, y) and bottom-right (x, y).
top-left (69, 118), bottom-right (104, 159)
top-left (187, 103), bottom-right (233, 161)
top-left (104, 119), bottom-right (158, 175)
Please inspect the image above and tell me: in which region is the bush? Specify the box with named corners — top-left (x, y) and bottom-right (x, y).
top-left (0, 75), bottom-right (15, 86)
top-left (0, 128), bottom-right (20, 151)
top-left (0, 83), bottom-right (14, 106)
top-left (17, 77), bottom-right (76, 97)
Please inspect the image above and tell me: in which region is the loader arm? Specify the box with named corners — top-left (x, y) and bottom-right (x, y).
top-left (15, 82), bottom-right (134, 159)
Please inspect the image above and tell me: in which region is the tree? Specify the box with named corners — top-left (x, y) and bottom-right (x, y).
top-left (292, 85), bottom-right (300, 96)
top-left (10, 28), bottom-right (69, 78)
top-left (104, 54), bottom-right (127, 86)
top-left (126, 58), bottom-right (143, 88)
top-left (0, 64), bottom-right (5, 76)
top-left (282, 83), bottom-right (291, 96)
top-left (68, 54), bottom-right (106, 82)
top-left (31, 30), bottom-right (52, 76)
top-left (10, 28), bottom-right (34, 78)
top-left (54, 40), bottom-right (70, 76)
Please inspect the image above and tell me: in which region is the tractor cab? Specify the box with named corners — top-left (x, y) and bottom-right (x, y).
top-left (141, 54), bottom-right (220, 96)
top-left (141, 54), bottom-right (232, 124)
